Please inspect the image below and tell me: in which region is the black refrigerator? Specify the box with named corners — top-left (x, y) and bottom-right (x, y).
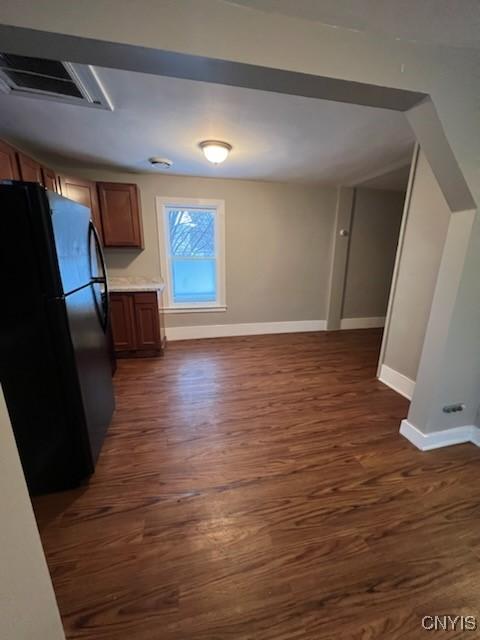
top-left (0, 181), bottom-right (115, 495)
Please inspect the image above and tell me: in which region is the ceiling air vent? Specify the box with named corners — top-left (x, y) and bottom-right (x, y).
top-left (0, 53), bottom-right (113, 110)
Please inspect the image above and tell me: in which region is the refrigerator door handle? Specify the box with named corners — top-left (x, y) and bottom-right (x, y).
top-left (88, 221), bottom-right (110, 333)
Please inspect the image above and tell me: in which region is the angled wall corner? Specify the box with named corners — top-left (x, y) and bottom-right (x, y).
top-left (408, 209), bottom-right (480, 434)
top-left (406, 98), bottom-right (476, 214)
top-left (379, 147), bottom-right (451, 384)
top-left (402, 101), bottom-right (479, 442)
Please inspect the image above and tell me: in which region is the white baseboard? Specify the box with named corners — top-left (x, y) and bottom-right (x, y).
top-left (379, 364), bottom-right (415, 400)
top-left (340, 316), bottom-right (385, 329)
top-left (400, 419), bottom-right (480, 451)
top-left (166, 320), bottom-right (327, 341)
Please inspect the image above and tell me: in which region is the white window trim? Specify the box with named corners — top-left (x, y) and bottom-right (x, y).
top-left (156, 196), bottom-right (226, 312)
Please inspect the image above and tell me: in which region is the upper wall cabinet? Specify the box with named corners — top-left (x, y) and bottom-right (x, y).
top-left (58, 175), bottom-right (103, 243)
top-left (0, 141), bottom-right (58, 192)
top-left (0, 140), bottom-right (20, 180)
top-left (0, 138), bottom-right (143, 251)
top-left (97, 182), bottom-right (144, 249)
top-left (41, 167), bottom-right (59, 193)
top-left (17, 152), bottom-right (44, 184)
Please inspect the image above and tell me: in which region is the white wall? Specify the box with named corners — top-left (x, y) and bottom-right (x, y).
top-left (0, 387), bottom-right (65, 640)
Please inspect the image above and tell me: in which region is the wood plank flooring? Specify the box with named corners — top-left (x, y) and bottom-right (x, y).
top-left (33, 329), bottom-right (480, 639)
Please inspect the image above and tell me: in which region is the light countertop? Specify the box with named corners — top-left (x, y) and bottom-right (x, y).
top-left (108, 276), bottom-right (165, 293)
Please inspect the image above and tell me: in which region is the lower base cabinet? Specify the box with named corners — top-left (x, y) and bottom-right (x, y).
top-left (110, 290), bottom-right (165, 357)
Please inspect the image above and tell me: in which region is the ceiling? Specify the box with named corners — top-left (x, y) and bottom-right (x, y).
top-left (0, 66), bottom-right (414, 187)
top-left (225, 0), bottom-right (480, 50)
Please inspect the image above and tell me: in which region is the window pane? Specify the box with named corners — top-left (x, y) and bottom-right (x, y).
top-left (168, 208), bottom-right (215, 257)
top-left (172, 258), bottom-right (217, 303)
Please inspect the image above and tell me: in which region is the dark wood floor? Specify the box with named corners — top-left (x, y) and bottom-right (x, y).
top-left (33, 329), bottom-right (480, 639)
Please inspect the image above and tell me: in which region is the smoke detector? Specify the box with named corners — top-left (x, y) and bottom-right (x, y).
top-left (149, 157), bottom-right (173, 168)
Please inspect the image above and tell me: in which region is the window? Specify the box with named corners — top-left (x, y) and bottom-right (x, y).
top-left (157, 197), bottom-right (226, 311)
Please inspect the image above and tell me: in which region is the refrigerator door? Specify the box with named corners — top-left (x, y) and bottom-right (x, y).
top-left (49, 191), bottom-right (114, 463)
top-left (89, 220), bottom-right (109, 333)
top-left (0, 183), bottom-right (95, 493)
top-left (0, 182), bottom-right (114, 494)
top-left (1, 289), bottom-right (93, 494)
top-left (61, 283), bottom-right (115, 463)
top-left (48, 190), bottom-right (92, 295)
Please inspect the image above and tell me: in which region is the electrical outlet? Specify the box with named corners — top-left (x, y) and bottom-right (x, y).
top-left (442, 403), bottom-right (465, 414)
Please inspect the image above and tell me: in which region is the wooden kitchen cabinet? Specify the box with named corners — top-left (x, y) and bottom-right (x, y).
top-left (17, 151), bottom-right (44, 184)
top-left (0, 140), bottom-right (20, 180)
top-left (97, 182), bottom-right (143, 248)
top-left (110, 293), bottom-right (137, 352)
top-left (0, 140), bottom-right (57, 192)
top-left (58, 175), bottom-right (104, 242)
top-left (134, 293), bottom-right (162, 350)
top-left (110, 290), bottom-right (165, 357)
top-left (0, 138), bottom-right (145, 252)
top-left (41, 167), bottom-right (59, 192)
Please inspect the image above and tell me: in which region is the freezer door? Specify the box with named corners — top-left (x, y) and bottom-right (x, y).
top-left (48, 191), bottom-right (92, 295)
top-left (0, 182), bottom-right (64, 299)
top-left (63, 283), bottom-right (115, 462)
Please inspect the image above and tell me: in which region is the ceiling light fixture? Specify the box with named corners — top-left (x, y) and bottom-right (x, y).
top-left (199, 140), bottom-right (232, 164)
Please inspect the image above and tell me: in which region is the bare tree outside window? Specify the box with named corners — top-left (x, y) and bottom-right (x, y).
top-left (166, 208), bottom-right (217, 303)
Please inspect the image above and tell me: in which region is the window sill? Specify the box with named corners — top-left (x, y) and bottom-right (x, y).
top-left (162, 306), bottom-right (227, 314)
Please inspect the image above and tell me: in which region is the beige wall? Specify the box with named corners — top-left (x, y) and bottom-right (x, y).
top-left (325, 187), bottom-right (354, 330)
top-left (383, 151), bottom-right (451, 381)
top-left (58, 168), bottom-right (337, 327)
top-left (0, 387), bottom-right (65, 640)
top-left (342, 188), bottom-right (404, 319)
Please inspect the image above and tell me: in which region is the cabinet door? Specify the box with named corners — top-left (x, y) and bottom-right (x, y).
top-left (133, 292), bottom-right (160, 350)
top-left (0, 140), bottom-right (20, 180)
top-left (17, 152), bottom-right (44, 184)
top-left (110, 293), bottom-right (136, 351)
top-left (58, 175), bottom-right (103, 242)
top-left (97, 182), bottom-right (143, 248)
top-left (41, 167), bottom-right (59, 192)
